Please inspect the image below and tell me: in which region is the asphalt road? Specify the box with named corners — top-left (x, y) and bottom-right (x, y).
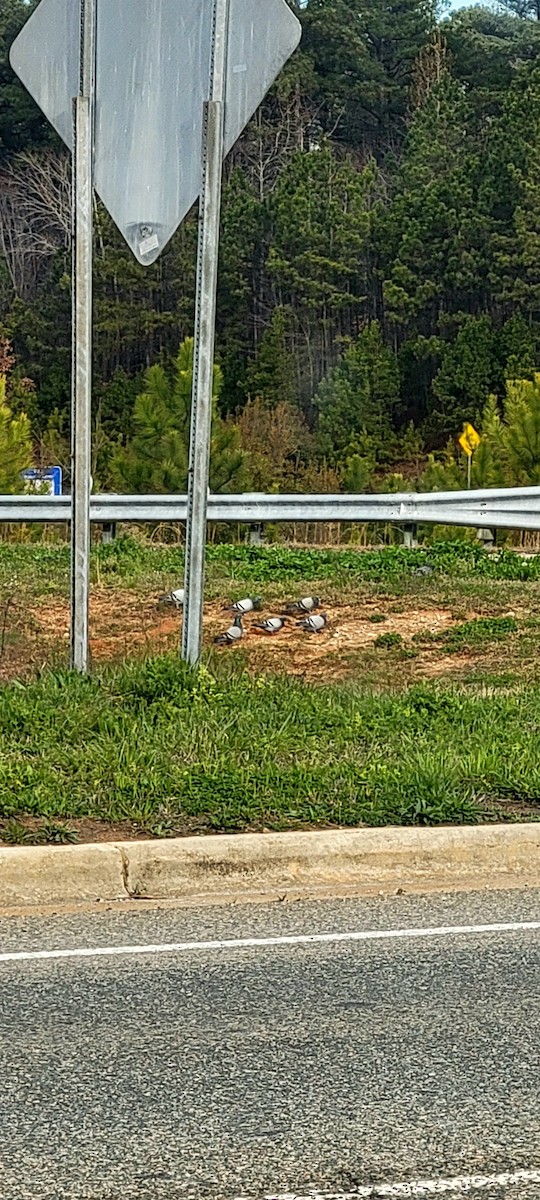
top-left (0, 888), bottom-right (539, 1200)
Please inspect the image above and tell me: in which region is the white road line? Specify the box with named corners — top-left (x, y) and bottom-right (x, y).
top-left (240, 1168), bottom-right (540, 1197)
top-left (0, 919), bottom-right (539, 965)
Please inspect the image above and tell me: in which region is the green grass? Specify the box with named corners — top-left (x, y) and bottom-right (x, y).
top-left (412, 616), bottom-right (520, 652)
top-left (3, 535), bottom-right (540, 597)
top-left (0, 654), bottom-right (539, 837)
top-left (1, 537), bottom-right (540, 838)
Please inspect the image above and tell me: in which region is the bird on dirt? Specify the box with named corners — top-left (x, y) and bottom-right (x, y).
top-left (159, 587), bottom-right (184, 608)
top-left (252, 616), bottom-right (290, 635)
top-left (214, 616), bottom-right (245, 646)
top-left (297, 612), bottom-right (328, 634)
top-left (281, 596), bottom-right (321, 616)
top-left (225, 596), bottom-right (263, 615)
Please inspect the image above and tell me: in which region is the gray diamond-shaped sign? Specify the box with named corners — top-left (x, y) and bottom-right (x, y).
top-left (10, 0), bottom-right (301, 265)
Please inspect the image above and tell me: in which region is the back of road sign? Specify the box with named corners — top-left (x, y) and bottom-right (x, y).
top-left (10, 0), bottom-right (302, 265)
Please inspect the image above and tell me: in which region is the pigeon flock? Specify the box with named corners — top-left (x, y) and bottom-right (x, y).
top-left (159, 589), bottom-right (328, 647)
top-left (216, 595), bottom-right (328, 645)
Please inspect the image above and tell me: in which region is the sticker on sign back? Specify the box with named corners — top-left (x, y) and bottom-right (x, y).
top-left (139, 233), bottom-right (159, 257)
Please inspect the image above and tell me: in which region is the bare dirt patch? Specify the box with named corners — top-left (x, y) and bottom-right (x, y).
top-left (0, 588), bottom-right (496, 684)
top-left (208, 601), bottom-right (457, 681)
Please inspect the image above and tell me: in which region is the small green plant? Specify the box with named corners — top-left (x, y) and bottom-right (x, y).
top-left (41, 822), bottom-right (79, 845)
top-left (374, 631), bottom-right (403, 649)
top-left (0, 819), bottom-right (79, 845)
top-left (1, 819), bottom-right (35, 845)
top-left (445, 616), bottom-right (518, 646)
top-left (368, 613), bottom-right (387, 623)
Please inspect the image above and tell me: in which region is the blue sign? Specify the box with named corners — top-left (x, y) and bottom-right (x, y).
top-left (22, 467), bottom-right (63, 496)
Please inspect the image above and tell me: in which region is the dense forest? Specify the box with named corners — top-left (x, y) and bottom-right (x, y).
top-left (2, 0), bottom-right (540, 495)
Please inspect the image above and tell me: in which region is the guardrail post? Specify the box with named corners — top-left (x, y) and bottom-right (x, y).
top-left (477, 527), bottom-right (495, 548)
top-left (248, 522), bottom-right (265, 546)
top-left (101, 522), bottom-right (116, 545)
top-left (403, 523), bottom-right (418, 549)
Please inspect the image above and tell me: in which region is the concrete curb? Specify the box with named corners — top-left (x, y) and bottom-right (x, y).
top-left (1, 823), bottom-right (539, 910)
top-left (0, 842), bottom-right (128, 908)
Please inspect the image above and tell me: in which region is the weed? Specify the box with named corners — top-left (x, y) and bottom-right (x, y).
top-left (1, 819), bottom-right (35, 845)
top-left (445, 616), bottom-right (518, 648)
top-left (41, 822), bottom-right (79, 845)
top-left (0, 818), bottom-right (78, 844)
top-left (374, 632), bottom-right (403, 649)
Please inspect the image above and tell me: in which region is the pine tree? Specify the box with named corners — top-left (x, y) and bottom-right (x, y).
top-left (245, 307), bottom-right (297, 408)
top-left (472, 394), bottom-right (505, 488)
top-left (300, 0), bottom-right (435, 154)
top-left (217, 169), bottom-right (262, 413)
top-left (498, 313), bottom-right (537, 380)
top-left (380, 73), bottom-right (488, 339)
top-left (0, 374), bottom-right (32, 490)
top-left (266, 147), bottom-right (378, 399)
top-left (113, 339), bottom-right (250, 494)
top-left (341, 451), bottom-right (374, 493)
top-left (431, 317), bottom-right (498, 438)
top-left (315, 321), bottom-right (400, 456)
top-left (500, 375), bottom-right (540, 484)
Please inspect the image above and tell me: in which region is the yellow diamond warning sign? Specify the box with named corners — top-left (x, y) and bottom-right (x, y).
top-left (458, 423), bottom-right (480, 457)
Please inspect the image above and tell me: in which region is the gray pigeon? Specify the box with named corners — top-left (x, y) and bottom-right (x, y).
top-left (226, 596), bottom-right (263, 615)
top-left (282, 595), bottom-right (321, 616)
top-left (297, 612), bottom-right (328, 633)
top-left (214, 616), bottom-right (244, 646)
top-left (159, 587), bottom-right (184, 608)
top-left (412, 565), bottom-right (434, 577)
top-left (252, 616), bottom-right (289, 635)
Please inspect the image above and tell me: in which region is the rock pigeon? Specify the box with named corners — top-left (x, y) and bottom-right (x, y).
top-left (412, 565), bottom-right (434, 577)
top-left (159, 588), bottom-right (184, 608)
top-left (226, 596), bottom-right (263, 615)
top-left (282, 596), bottom-right (321, 616)
top-left (214, 616), bottom-right (245, 646)
top-left (252, 616), bottom-right (289, 635)
top-left (297, 612), bottom-right (328, 633)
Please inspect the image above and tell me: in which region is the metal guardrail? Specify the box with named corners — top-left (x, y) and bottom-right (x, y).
top-left (2, 487), bottom-right (540, 530)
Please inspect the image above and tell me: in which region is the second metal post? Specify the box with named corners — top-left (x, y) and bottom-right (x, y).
top-left (70, 0), bottom-right (96, 672)
top-left (182, 0), bottom-right (230, 666)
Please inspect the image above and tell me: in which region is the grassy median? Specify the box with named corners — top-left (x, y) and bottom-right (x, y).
top-left (0, 652), bottom-right (539, 843)
top-left (1, 537), bottom-right (540, 844)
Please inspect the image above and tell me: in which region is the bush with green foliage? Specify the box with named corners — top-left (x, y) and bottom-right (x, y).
top-left (112, 338), bottom-right (250, 493)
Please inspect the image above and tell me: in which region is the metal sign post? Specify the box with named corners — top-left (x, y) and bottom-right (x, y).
top-left (70, 0), bottom-right (95, 672)
top-left (182, 0), bottom-right (230, 666)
